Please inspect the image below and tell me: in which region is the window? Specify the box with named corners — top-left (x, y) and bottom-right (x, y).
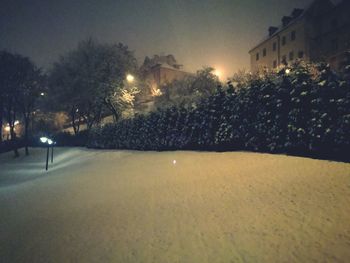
top-left (256, 52), bottom-right (260, 61)
top-left (331, 19), bottom-right (338, 29)
top-left (291, 31), bottom-right (296, 41)
top-left (330, 56), bottom-right (336, 63)
top-left (263, 48), bottom-right (266, 57)
top-left (273, 60), bottom-right (277, 68)
top-left (289, 51), bottom-right (294, 61)
top-left (338, 62), bottom-right (342, 71)
top-left (282, 55), bottom-right (287, 64)
top-left (298, 51), bottom-right (304, 59)
top-left (273, 42), bottom-right (277, 51)
top-left (331, 38), bottom-right (338, 51)
top-left (282, 36), bottom-right (286, 46)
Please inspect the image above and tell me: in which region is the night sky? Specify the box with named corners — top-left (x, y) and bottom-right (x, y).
top-left (1, 0), bottom-right (315, 78)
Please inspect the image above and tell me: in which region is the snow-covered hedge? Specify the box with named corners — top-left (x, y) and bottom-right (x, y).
top-left (88, 62), bottom-right (350, 161)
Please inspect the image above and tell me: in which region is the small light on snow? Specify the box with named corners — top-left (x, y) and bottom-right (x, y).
top-left (285, 69), bottom-right (291, 74)
top-left (40, 92), bottom-right (45, 96)
top-left (173, 160), bottom-right (177, 165)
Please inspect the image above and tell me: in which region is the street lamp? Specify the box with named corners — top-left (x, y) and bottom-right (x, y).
top-left (126, 74), bottom-right (135, 83)
top-left (214, 69), bottom-right (221, 78)
top-left (40, 136), bottom-right (55, 171)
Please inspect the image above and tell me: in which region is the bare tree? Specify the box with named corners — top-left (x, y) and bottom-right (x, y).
top-left (49, 39), bottom-right (138, 132)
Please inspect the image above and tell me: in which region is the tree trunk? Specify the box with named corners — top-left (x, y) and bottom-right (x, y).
top-left (0, 113), bottom-right (2, 143)
top-left (10, 124), bottom-right (19, 158)
top-left (72, 119), bottom-right (78, 134)
top-left (104, 99), bottom-right (120, 123)
top-left (0, 101), bottom-right (3, 143)
top-left (7, 104), bottom-right (19, 157)
top-left (24, 116), bottom-right (30, 155)
top-left (70, 108), bottom-right (80, 135)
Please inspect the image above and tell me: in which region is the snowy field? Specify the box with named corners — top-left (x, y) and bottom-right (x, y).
top-left (0, 147), bottom-right (350, 263)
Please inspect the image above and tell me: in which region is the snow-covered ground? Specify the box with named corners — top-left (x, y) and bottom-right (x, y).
top-left (0, 147), bottom-right (350, 263)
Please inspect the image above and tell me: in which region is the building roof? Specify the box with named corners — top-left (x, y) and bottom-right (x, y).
top-left (248, 0), bottom-right (341, 53)
top-left (150, 63), bottom-right (191, 75)
top-left (151, 63), bottom-right (180, 70)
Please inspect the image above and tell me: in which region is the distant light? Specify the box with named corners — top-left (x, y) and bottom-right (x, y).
top-left (40, 137), bottom-right (48, 143)
top-left (285, 68), bottom-right (291, 74)
top-left (151, 85), bottom-right (162, 97)
top-left (4, 126), bottom-right (10, 132)
top-left (173, 160), bottom-right (177, 165)
top-left (213, 69), bottom-right (222, 78)
top-left (14, 120), bottom-right (19, 125)
top-left (40, 92), bottom-right (45, 96)
top-left (126, 74), bottom-right (135, 83)
top-left (47, 139), bottom-right (53, 145)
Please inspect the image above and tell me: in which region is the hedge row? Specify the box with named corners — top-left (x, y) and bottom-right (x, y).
top-left (52, 131), bottom-right (89, 147)
top-left (88, 62), bottom-right (350, 161)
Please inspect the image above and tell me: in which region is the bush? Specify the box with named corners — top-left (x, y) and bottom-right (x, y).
top-left (53, 130), bottom-right (89, 147)
top-left (88, 62), bottom-right (350, 162)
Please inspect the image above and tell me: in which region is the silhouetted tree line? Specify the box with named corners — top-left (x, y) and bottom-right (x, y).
top-left (0, 51), bottom-right (46, 156)
top-left (88, 59), bottom-right (350, 161)
top-left (0, 39), bottom-right (138, 156)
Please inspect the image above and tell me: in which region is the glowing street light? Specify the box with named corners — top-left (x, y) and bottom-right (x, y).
top-left (213, 69), bottom-right (221, 78)
top-left (126, 74), bottom-right (135, 83)
top-left (40, 136), bottom-right (55, 171)
top-left (285, 68), bottom-right (291, 75)
top-left (40, 137), bottom-right (48, 143)
top-left (40, 92), bottom-right (45, 96)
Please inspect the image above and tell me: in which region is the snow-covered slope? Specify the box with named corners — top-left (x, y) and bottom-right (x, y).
top-left (1, 148), bottom-right (350, 262)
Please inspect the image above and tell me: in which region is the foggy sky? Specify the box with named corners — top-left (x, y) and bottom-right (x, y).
top-left (0, 0), bottom-right (315, 78)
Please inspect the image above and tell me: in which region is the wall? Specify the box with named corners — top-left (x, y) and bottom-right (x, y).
top-left (250, 19), bottom-right (309, 72)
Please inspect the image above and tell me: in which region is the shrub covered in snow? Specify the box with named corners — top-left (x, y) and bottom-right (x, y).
top-left (88, 61), bottom-right (350, 161)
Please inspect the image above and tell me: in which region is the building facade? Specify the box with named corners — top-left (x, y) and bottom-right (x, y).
top-left (146, 63), bottom-right (190, 89)
top-left (135, 54), bottom-right (191, 113)
top-left (249, 0), bottom-right (350, 72)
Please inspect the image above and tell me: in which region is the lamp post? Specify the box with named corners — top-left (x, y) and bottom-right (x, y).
top-left (51, 142), bottom-right (56, 163)
top-left (45, 143), bottom-right (49, 171)
top-left (40, 137), bottom-right (55, 171)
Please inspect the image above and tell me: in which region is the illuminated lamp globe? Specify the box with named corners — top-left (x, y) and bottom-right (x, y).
top-left (40, 137), bottom-right (48, 143)
top-left (126, 74), bottom-right (135, 83)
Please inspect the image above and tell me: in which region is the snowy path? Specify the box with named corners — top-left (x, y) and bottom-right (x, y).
top-left (0, 148), bottom-right (350, 263)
